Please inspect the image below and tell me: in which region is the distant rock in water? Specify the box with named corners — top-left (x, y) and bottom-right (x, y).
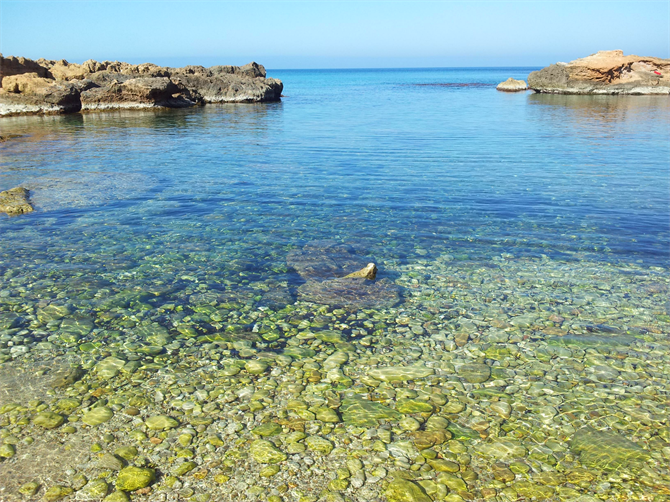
top-left (0, 187), bottom-right (33, 216)
top-left (287, 240), bottom-right (400, 308)
top-left (528, 50), bottom-right (670, 94)
top-left (0, 55), bottom-right (283, 116)
top-left (496, 77), bottom-right (528, 92)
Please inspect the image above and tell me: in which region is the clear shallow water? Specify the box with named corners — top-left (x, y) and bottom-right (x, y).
top-left (0, 68), bottom-right (669, 502)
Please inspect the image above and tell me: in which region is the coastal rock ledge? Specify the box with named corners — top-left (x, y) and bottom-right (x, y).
top-left (528, 50), bottom-right (670, 95)
top-left (0, 55), bottom-right (283, 116)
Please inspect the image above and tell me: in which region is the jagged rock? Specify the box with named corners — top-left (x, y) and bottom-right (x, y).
top-left (80, 77), bottom-right (187, 110)
top-left (0, 187), bottom-right (33, 216)
top-left (345, 263), bottom-right (377, 279)
top-left (496, 77), bottom-right (528, 92)
top-left (0, 54), bottom-right (283, 116)
top-left (529, 50), bottom-right (670, 94)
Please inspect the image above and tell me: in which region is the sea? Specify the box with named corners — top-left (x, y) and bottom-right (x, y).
top-left (0, 68), bottom-right (668, 502)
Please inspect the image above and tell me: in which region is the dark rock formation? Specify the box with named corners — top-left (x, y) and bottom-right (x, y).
top-left (528, 51), bottom-right (670, 95)
top-left (287, 241), bottom-right (400, 308)
top-left (0, 187), bottom-right (33, 216)
top-left (0, 55), bottom-right (283, 116)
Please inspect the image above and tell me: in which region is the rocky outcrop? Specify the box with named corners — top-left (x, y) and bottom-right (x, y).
top-left (0, 187), bottom-right (33, 216)
top-left (287, 241), bottom-right (400, 308)
top-left (528, 51), bottom-right (670, 94)
top-left (496, 77), bottom-right (527, 92)
top-left (0, 55), bottom-right (283, 116)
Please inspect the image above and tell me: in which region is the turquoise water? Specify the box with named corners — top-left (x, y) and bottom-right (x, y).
top-left (0, 68), bottom-right (669, 502)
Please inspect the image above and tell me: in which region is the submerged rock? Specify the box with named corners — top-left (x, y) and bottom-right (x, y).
top-left (298, 276), bottom-right (400, 308)
top-left (340, 397), bottom-right (403, 426)
top-left (288, 240), bottom-right (400, 307)
top-left (0, 187), bottom-right (33, 216)
top-left (496, 77), bottom-right (528, 91)
top-left (570, 427), bottom-right (651, 472)
top-left (528, 50), bottom-right (670, 94)
top-left (287, 241), bottom-right (372, 281)
top-left (385, 478), bottom-right (432, 502)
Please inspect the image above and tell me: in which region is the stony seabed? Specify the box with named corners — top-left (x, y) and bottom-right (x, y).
top-left (0, 243), bottom-right (668, 502)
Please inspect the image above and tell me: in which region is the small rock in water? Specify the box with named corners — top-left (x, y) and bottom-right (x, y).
top-left (0, 187), bottom-right (33, 215)
top-left (457, 363), bottom-right (491, 383)
top-left (33, 412), bottom-right (65, 429)
top-left (385, 478), bottom-right (432, 502)
top-left (145, 415), bottom-right (179, 430)
top-left (250, 439), bottom-right (288, 464)
top-left (344, 262), bottom-right (377, 279)
top-left (83, 406), bottom-right (114, 426)
top-left (115, 467), bottom-right (156, 491)
top-left (496, 77), bottom-right (528, 91)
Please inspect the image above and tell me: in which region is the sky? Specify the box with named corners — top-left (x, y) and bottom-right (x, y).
top-left (1, 0), bottom-right (668, 69)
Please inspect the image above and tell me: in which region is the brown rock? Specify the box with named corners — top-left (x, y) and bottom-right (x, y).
top-left (0, 187), bottom-right (33, 216)
top-left (2, 73), bottom-right (53, 93)
top-left (345, 263), bottom-right (377, 280)
top-left (0, 55), bottom-right (283, 116)
top-left (529, 50), bottom-right (670, 94)
top-left (496, 77), bottom-right (527, 92)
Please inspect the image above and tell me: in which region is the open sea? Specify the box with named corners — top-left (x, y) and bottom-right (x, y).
top-left (0, 68), bottom-right (669, 502)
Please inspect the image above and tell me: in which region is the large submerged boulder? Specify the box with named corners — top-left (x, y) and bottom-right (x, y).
top-left (0, 54), bottom-right (283, 116)
top-left (528, 50), bottom-right (670, 94)
top-left (287, 240), bottom-right (400, 308)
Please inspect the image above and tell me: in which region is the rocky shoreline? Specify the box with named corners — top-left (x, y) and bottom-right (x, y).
top-left (528, 50), bottom-right (670, 95)
top-left (0, 55), bottom-right (283, 116)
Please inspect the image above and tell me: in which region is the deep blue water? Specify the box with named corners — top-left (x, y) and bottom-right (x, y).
top-left (1, 67), bottom-right (669, 276)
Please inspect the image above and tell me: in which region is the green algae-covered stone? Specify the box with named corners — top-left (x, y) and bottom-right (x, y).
top-left (427, 459), bottom-right (460, 473)
top-left (385, 478), bottom-right (432, 502)
top-left (250, 440), bottom-right (287, 464)
top-left (83, 406), bottom-right (114, 426)
top-left (570, 427), bottom-right (651, 472)
top-left (396, 399), bottom-right (434, 414)
top-left (446, 422), bottom-right (480, 440)
top-left (44, 486), bottom-right (74, 501)
top-left (340, 397), bottom-right (402, 426)
top-left (18, 482), bottom-right (40, 497)
top-left (116, 466), bottom-right (156, 491)
top-left (252, 423), bottom-right (283, 437)
top-left (145, 415), bottom-right (179, 430)
top-left (513, 481), bottom-right (555, 501)
top-left (173, 461), bottom-right (197, 476)
top-left (245, 360), bottom-right (269, 374)
top-left (305, 435), bottom-right (334, 455)
top-left (368, 365), bottom-right (434, 383)
top-left (104, 491), bottom-right (130, 502)
top-left (457, 363), bottom-right (491, 383)
top-left (114, 446), bottom-right (138, 461)
top-left (260, 465), bottom-right (281, 477)
top-left (95, 357), bottom-right (127, 378)
top-left (315, 407), bottom-right (341, 423)
top-left (33, 412), bottom-right (64, 429)
top-left (85, 479), bottom-right (109, 498)
top-left (0, 443), bottom-right (16, 458)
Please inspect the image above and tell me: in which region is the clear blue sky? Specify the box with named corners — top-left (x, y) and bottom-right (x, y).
top-left (1, 1), bottom-right (668, 69)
